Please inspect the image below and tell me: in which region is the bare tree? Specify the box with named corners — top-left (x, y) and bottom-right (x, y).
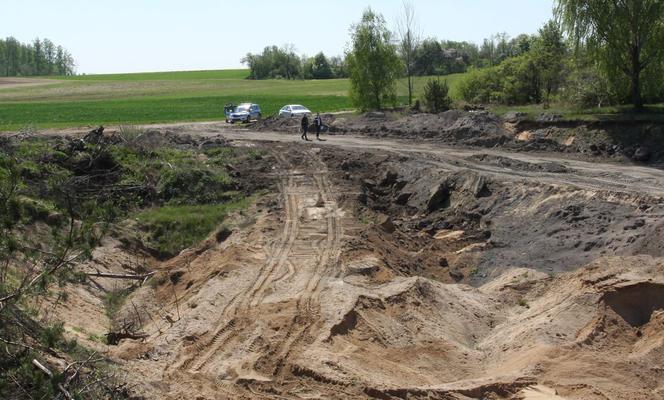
top-left (396, 0), bottom-right (420, 106)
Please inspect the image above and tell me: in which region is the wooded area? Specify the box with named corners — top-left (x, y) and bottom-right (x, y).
top-left (0, 37), bottom-right (76, 77)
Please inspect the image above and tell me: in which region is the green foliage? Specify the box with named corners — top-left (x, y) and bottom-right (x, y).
top-left (135, 199), bottom-right (249, 258)
top-left (347, 8), bottom-right (403, 111)
top-left (104, 288), bottom-right (130, 321)
top-left (556, 0), bottom-right (664, 108)
top-left (2, 356), bottom-right (58, 399)
top-left (157, 167), bottom-right (233, 204)
top-left (411, 34), bottom-right (536, 76)
top-left (0, 135), bottom-right (253, 398)
top-left (422, 78), bottom-right (452, 113)
top-left (303, 52), bottom-right (334, 79)
top-left (242, 45), bottom-right (302, 80)
top-left (111, 144), bottom-right (236, 206)
top-left (413, 39), bottom-right (443, 76)
top-left (561, 60), bottom-right (618, 108)
top-left (530, 20), bottom-right (567, 102)
top-left (458, 55), bottom-right (540, 105)
top-left (0, 36), bottom-right (75, 77)
top-left (40, 321), bottom-right (65, 348)
top-left (458, 21), bottom-right (568, 106)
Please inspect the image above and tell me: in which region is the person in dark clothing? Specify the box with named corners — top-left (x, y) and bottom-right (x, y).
top-left (314, 113), bottom-right (323, 140)
top-left (301, 114), bottom-right (309, 141)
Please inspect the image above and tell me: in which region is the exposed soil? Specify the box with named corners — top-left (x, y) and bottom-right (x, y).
top-left (32, 125), bottom-right (664, 399)
top-left (255, 110), bottom-right (664, 166)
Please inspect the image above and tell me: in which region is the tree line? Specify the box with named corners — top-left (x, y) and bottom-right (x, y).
top-left (349, 0), bottom-right (664, 111)
top-left (0, 37), bottom-right (76, 77)
top-left (241, 33), bottom-right (530, 81)
top-left (244, 0), bottom-right (664, 111)
top-left (242, 46), bottom-right (347, 80)
top-left (459, 0), bottom-right (664, 109)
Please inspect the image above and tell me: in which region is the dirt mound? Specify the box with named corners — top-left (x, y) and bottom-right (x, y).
top-left (328, 110), bottom-right (510, 145)
top-left (254, 115), bottom-right (301, 132)
top-left (467, 153), bottom-right (571, 173)
top-left (323, 147), bottom-right (664, 284)
top-left (508, 119), bottom-right (664, 164)
top-left (286, 255), bottom-right (664, 399)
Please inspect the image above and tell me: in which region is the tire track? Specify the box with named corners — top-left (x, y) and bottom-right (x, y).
top-left (173, 148), bottom-right (344, 386)
top-left (262, 150), bottom-right (343, 377)
top-left (174, 153), bottom-right (300, 374)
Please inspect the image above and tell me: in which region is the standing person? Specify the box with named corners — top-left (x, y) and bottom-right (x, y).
top-left (301, 114), bottom-right (310, 141)
top-left (314, 113), bottom-right (323, 140)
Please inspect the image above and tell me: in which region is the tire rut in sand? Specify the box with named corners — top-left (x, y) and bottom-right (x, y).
top-left (173, 149), bottom-right (344, 384)
top-left (255, 150), bottom-right (343, 381)
top-left (175, 154), bottom-right (300, 374)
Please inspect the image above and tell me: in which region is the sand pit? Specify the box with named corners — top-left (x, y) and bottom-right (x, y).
top-left (24, 127), bottom-right (664, 399)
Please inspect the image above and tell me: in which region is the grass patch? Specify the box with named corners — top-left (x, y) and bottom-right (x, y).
top-left (0, 70), bottom-right (467, 131)
top-left (517, 298), bottom-right (530, 308)
top-left (104, 288), bottom-right (130, 321)
top-left (135, 198), bottom-right (251, 258)
top-left (86, 333), bottom-right (106, 343)
top-left (55, 69), bottom-right (251, 81)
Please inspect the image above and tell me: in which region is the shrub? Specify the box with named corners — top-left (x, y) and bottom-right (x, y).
top-left (561, 65), bottom-right (618, 108)
top-left (457, 68), bottom-right (502, 104)
top-left (40, 322), bottom-right (65, 348)
top-left (422, 78), bottom-right (452, 113)
top-left (156, 168), bottom-right (233, 204)
top-left (458, 55), bottom-right (541, 105)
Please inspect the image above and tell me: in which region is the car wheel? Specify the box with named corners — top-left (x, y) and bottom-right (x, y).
top-left (231, 120), bottom-right (235, 124)
top-left (257, 113), bottom-right (262, 120)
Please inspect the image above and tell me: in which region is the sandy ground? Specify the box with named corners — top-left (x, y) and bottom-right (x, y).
top-left (34, 123), bottom-right (664, 399)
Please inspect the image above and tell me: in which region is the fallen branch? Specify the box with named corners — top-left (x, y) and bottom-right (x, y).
top-left (0, 336), bottom-right (38, 352)
top-left (105, 331), bottom-right (149, 345)
top-left (64, 351), bottom-right (100, 387)
top-left (32, 359), bottom-right (73, 400)
top-left (86, 271), bottom-right (155, 280)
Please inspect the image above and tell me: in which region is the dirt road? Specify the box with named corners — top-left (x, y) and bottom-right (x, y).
top-left (216, 128), bottom-right (664, 198)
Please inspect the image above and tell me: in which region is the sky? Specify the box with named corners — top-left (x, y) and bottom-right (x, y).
top-left (2, 0), bottom-right (556, 75)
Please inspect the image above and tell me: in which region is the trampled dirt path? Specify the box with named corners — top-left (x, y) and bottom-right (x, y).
top-left (216, 128), bottom-right (664, 198)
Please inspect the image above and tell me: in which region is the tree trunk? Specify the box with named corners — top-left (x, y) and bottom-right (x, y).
top-left (407, 73), bottom-right (413, 106)
top-left (631, 46), bottom-right (643, 110)
top-left (631, 70), bottom-right (642, 110)
top-left (630, 19), bottom-right (644, 110)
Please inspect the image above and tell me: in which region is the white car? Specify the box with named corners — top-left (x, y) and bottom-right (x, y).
top-left (278, 104), bottom-right (311, 118)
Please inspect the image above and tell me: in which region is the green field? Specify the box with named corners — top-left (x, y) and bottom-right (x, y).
top-left (0, 69), bottom-right (467, 131)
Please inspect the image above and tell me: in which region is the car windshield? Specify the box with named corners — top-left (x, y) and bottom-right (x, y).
top-left (292, 106), bottom-right (306, 111)
top-left (236, 105), bottom-right (250, 112)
